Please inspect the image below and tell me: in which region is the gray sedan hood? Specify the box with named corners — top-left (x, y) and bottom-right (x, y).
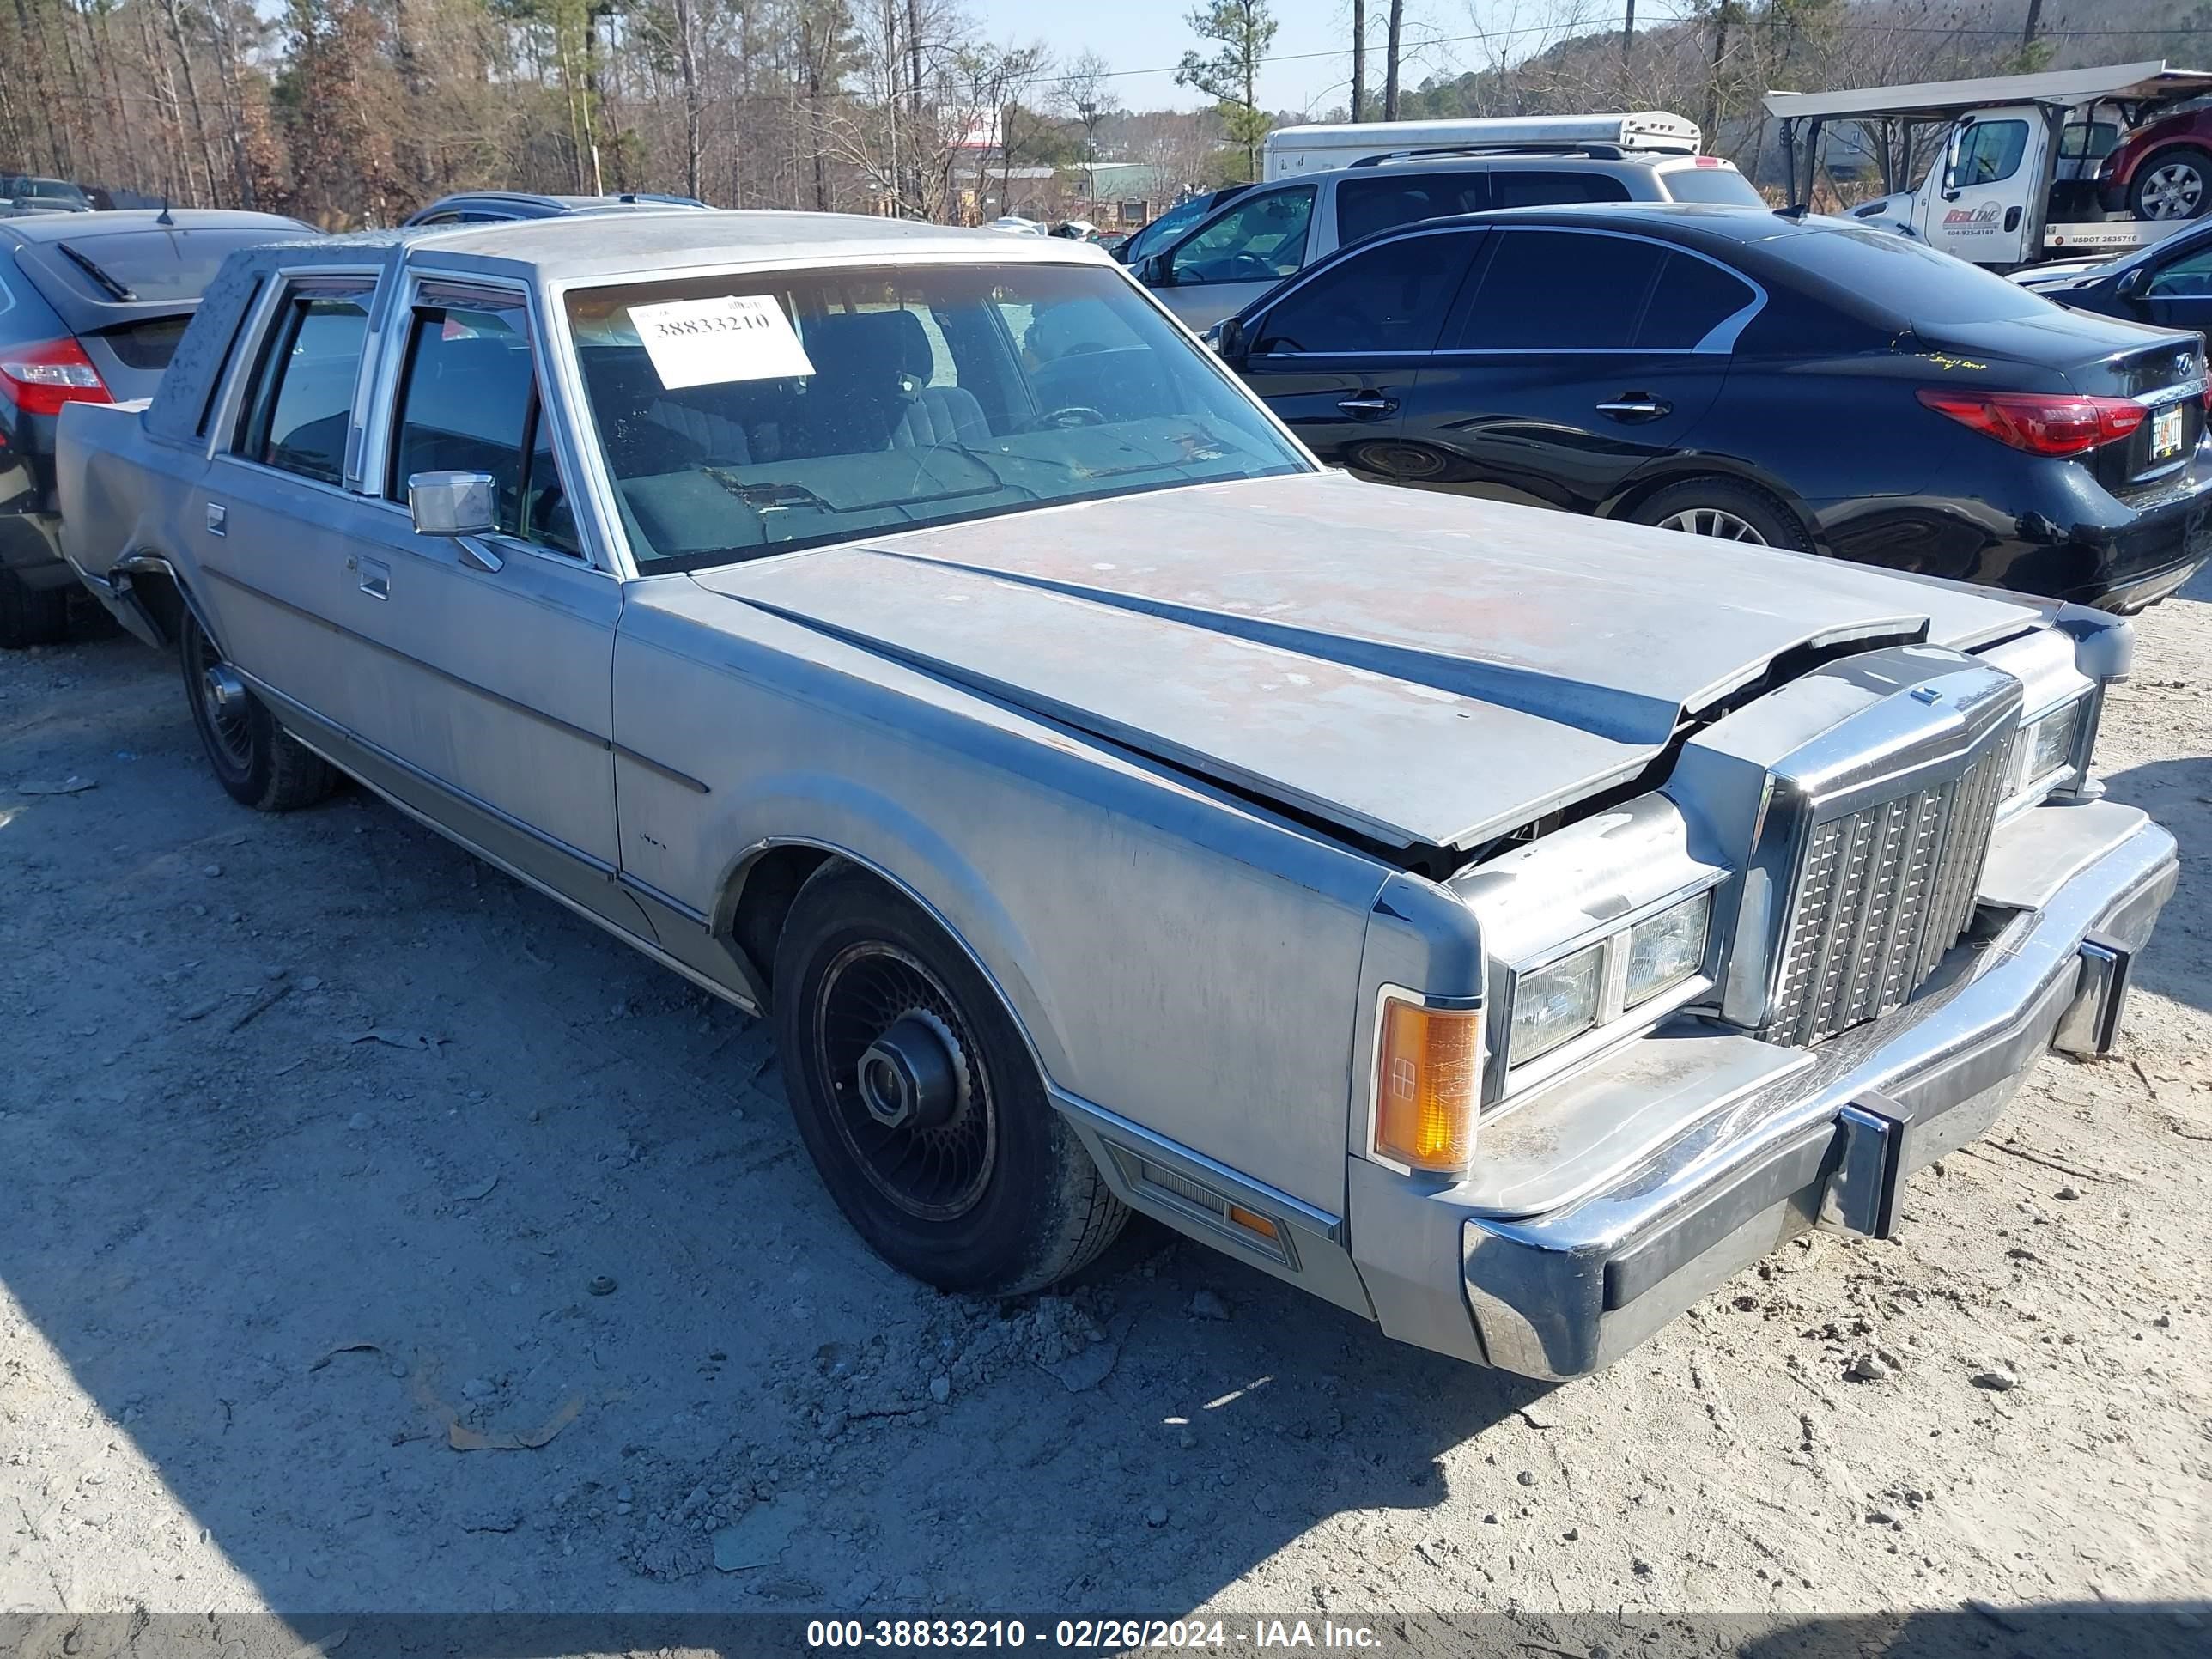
top-left (690, 472), bottom-right (2044, 852)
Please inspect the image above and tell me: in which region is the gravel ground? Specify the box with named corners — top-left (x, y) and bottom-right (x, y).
top-left (1, 569), bottom-right (2207, 1639)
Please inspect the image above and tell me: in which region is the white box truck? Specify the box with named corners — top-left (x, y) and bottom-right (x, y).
top-left (1765, 60), bottom-right (2212, 270)
top-left (1261, 112), bottom-right (1701, 180)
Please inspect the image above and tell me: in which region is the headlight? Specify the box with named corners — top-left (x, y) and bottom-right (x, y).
top-left (2009, 695), bottom-right (2088, 803)
top-left (1626, 895), bottom-right (1711, 1005)
top-left (1508, 942), bottom-right (1604, 1065)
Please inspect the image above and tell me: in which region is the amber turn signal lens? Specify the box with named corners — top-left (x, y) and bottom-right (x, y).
top-left (1373, 997), bottom-right (1482, 1173)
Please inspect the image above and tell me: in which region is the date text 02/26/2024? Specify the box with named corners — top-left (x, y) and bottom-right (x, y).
top-left (805, 1619), bottom-right (1386, 1650)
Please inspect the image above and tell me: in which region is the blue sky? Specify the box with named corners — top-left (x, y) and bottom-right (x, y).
top-left (968, 0), bottom-right (1416, 119)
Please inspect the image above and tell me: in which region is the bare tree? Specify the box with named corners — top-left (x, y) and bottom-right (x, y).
top-left (1056, 48), bottom-right (1117, 198)
top-left (1383, 0), bottom-right (1402, 119)
top-left (1352, 0), bottom-right (1366, 121)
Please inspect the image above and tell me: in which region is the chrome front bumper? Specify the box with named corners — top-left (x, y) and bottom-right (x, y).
top-left (1346, 799), bottom-right (2179, 1379)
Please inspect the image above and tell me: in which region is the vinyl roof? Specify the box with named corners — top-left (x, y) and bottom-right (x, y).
top-left (400, 208), bottom-right (1115, 282)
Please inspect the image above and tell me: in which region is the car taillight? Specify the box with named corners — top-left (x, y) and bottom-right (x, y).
top-left (0, 337), bottom-right (112, 418)
top-left (1916, 388), bottom-right (2147, 458)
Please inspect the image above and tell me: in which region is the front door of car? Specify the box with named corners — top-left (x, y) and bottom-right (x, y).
top-left (337, 281), bottom-right (623, 885)
top-left (1146, 184), bottom-right (1317, 330)
top-left (1233, 227), bottom-right (1482, 476)
top-left (1924, 107), bottom-right (2043, 268)
top-left (1395, 227), bottom-right (1747, 511)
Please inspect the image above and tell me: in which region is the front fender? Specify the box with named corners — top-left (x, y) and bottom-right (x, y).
top-left (708, 776), bottom-right (1070, 1081)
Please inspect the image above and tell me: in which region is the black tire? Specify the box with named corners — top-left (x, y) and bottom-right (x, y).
top-left (774, 865), bottom-right (1127, 1295)
top-left (2130, 145), bottom-right (2212, 222)
top-left (1624, 477), bottom-right (1815, 553)
top-left (0, 568), bottom-right (70, 648)
top-left (179, 609), bottom-right (337, 811)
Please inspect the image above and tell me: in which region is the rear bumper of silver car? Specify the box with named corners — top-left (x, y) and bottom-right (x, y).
top-left (1346, 799), bottom-right (2178, 1379)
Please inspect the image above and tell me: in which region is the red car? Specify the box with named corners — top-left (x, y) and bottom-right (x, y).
top-left (2099, 105), bottom-right (2212, 219)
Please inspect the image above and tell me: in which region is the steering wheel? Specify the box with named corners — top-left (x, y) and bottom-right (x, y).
top-left (1034, 404), bottom-right (1107, 428)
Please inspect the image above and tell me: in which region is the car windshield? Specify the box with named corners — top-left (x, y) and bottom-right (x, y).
top-left (566, 261), bottom-right (1310, 572)
top-left (44, 227), bottom-right (299, 302)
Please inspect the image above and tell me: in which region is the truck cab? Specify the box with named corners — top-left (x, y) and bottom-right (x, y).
top-left (1768, 61), bottom-right (2212, 271)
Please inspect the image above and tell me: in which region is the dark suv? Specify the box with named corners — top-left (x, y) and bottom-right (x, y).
top-left (2, 209), bottom-right (310, 644)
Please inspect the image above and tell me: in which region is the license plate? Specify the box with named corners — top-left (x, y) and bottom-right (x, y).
top-left (2152, 401), bottom-right (2184, 460)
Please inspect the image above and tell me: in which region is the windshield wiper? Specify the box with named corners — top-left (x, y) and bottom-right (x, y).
top-left (56, 240), bottom-right (136, 301)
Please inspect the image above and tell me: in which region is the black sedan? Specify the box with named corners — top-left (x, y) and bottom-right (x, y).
top-left (2, 208), bottom-right (312, 645)
top-left (1211, 204), bottom-right (2211, 611)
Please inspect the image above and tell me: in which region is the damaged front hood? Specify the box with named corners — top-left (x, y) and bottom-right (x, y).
top-left (690, 472), bottom-right (2043, 852)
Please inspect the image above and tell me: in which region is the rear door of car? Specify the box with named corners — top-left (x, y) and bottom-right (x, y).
top-left (1236, 226), bottom-right (1483, 472)
top-left (1397, 226), bottom-right (1756, 510)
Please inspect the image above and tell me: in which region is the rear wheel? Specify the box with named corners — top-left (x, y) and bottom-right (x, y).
top-left (0, 568), bottom-right (70, 648)
top-left (1625, 477), bottom-right (1814, 552)
top-left (773, 865), bottom-right (1127, 1295)
top-left (179, 610), bottom-right (337, 811)
top-left (2130, 145), bottom-right (2212, 221)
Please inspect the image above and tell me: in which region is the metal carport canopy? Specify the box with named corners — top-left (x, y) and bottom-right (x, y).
top-left (1762, 59), bottom-right (2212, 124)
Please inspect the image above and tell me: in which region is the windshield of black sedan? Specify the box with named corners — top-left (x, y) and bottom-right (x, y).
top-left (564, 262), bottom-right (1309, 570)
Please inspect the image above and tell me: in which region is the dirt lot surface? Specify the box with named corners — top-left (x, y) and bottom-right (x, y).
top-left (2, 570), bottom-right (2209, 1639)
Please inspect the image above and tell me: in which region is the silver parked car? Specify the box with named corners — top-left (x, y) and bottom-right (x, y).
top-left (56, 213), bottom-right (2177, 1378)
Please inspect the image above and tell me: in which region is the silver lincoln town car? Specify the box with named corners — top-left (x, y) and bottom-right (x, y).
top-left (56, 212), bottom-right (2179, 1378)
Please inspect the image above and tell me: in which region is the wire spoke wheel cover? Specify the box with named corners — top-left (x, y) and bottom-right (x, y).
top-left (1656, 506), bottom-right (1769, 544)
top-left (811, 940), bottom-right (996, 1221)
top-left (191, 627), bottom-right (257, 773)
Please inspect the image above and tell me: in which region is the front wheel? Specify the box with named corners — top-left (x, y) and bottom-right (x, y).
top-left (2130, 145), bottom-right (2212, 221)
top-left (1624, 478), bottom-right (1814, 552)
top-left (773, 865), bottom-right (1127, 1295)
top-left (179, 610), bottom-right (337, 811)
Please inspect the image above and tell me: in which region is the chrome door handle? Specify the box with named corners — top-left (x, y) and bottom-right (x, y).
top-left (358, 557), bottom-right (390, 600)
top-left (204, 502), bottom-right (227, 537)
top-left (1595, 399), bottom-right (1672, 420)
top-left (1337, 395), bottom-right (1397, 416)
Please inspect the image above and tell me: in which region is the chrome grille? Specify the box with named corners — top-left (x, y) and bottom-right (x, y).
top-left (1767, 733), bottom-right (2014, 1048)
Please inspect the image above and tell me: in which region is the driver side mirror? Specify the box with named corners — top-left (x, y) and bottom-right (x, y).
top-left (2114, 265), bottom-right (2150, 300)
top-left (408, 470), bottom-right (497, 537)
top-left (1139, 252), bottom-right (1173, 287)
top-left (1212, 316), bottom-right (1247, 364)
top-left (1941, 121), bottom-right (1970, 196)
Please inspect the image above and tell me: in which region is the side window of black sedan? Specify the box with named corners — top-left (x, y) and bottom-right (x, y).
top-left (1252, 232), bottom-right (1476, 356)
top-left (1450, 229), bottom-right (1667, 350)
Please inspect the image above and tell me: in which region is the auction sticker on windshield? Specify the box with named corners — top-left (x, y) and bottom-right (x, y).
top-left (630, 294), bottom-right (816, 388)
